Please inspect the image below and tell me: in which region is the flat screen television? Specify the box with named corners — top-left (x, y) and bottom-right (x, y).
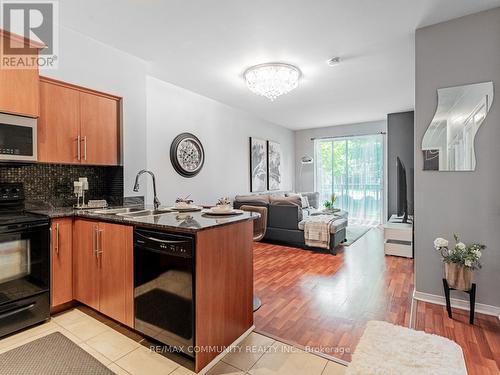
top-left (397, 157), bottom-right (409, 223)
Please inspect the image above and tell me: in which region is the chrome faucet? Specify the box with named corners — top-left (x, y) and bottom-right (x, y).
top-left (133, 169), bottom-right (161, 210)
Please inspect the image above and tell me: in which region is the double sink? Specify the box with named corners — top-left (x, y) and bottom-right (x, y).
top-left (91, 207), bottom-right (172, 219)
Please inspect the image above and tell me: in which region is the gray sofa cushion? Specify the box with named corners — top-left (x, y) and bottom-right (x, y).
top-left (235, 194), bottom-right (270, 204)
top-left (269, 195), bottom-right (301, 207)
top-left (268, 205), bottom-right (303, 229)
top-left (298, 192), bottom-right (320, 209)
top-left (308, 209), bottom-right (349, 219)
top-left (298, 217), bottom-right (348, 233)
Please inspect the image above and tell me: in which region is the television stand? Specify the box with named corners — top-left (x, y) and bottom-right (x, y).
top-left (383, 214), bottom-right (413, 258)
top-left (391, 216), bottom-right (413, 224)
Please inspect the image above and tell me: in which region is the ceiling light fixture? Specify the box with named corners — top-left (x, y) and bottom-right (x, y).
top-left (244, 63), bottom-right (301, 101)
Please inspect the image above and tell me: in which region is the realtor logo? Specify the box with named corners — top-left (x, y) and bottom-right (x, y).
top-left (1, 0), bottom-right (59, 69)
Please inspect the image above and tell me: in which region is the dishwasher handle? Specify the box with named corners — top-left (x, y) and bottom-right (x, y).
top-left (135, 231), bottom-right (190, 245)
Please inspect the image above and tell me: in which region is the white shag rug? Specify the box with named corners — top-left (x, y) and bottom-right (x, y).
top-left (346, 321), bottom-right (467, 375)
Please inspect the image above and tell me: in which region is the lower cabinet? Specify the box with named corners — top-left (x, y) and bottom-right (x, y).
top-left (73, 219), bottom-right (134, 327)
top-left (98, 222), bottom-right (134, 326)
top-left (51, 218), bottom-right (73, 307)
top-left (73, 219), bottom-right (100, 310)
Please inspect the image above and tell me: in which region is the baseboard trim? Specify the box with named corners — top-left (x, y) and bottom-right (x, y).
top-left (409, 289), bottom-right (417, 329)
top-left (413, 290), bottom-right (500, 318)
top-left (198, 325), bottom-right (255, 375)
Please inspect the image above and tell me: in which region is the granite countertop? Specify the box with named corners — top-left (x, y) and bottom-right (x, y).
top-left (29, 206), bottom-right (259, 234)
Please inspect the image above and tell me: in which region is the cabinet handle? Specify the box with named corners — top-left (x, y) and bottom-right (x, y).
top-left (83, 136), bottom-right (87, 161)
top-left (54, 223), bottom-right (60, 255)
top-left (77, 135), bottom-right (81, 161)
top-left (97, 229), bottom-right (104, 257)
top-left (92, 225), bottom-right (98, 257)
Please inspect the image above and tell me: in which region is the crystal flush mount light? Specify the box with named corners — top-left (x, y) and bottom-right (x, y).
top-left (244, 63), bottom-right (301, 101)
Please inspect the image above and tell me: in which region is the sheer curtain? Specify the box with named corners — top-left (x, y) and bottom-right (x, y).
top-left (315, 134), bottom-right (384, 225)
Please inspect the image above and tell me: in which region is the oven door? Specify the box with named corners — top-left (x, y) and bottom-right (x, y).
top-left (0, 113), bottom-right (37, 161)
top-left (0, 222), bottom-right (50, 306)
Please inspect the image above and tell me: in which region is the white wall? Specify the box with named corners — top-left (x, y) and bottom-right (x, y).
top-left (145, 76), bottom-right (295, 205)
top-left (294, 120), bottom-right (387, 192)
top-left (41, 26), bottom-right (149, 196)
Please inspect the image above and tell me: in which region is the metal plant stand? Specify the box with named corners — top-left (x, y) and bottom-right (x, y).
top-left (442, 278), bottom-right (476, 325)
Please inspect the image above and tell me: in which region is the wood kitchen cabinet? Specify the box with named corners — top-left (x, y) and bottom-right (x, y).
top-left (79, 91), bottom-right (120, 165)
top-left (0, 31), bottom-right (40, 117)
top-left (73, 219), bottom-right (100, 311)
top-left (38, 77), bottom-right (121, 165)
top-left (73, 219), bottom-right (133, 327)
top-left (195, 220), bottom-right (253, 372)
top-left (51, 218), bottom-right (74, 307)
top-left (38, 80), bottom-right (80, 163)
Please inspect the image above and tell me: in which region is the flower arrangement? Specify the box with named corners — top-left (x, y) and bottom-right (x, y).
top-left (175, 197), bottom-right (194, 204)
top-left (216, 197), bottom-right (231, 207)
top-left (434, 234), bottom-right (485, 270)
top-left (323, 194), bottom-right (337, 210)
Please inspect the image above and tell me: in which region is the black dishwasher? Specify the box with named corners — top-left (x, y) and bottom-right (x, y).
top-left (134, 228), bottom-right (194, 357)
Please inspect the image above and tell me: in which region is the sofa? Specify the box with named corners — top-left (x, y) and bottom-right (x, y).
top-left (233, 191), bottom-right (347, 255)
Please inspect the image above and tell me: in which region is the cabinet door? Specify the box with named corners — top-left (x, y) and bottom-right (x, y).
top-left (51, 218), bottom-right (73, 307)
top-left (0, 35), bottom-right (39, 117)
top-left (38, 80), bottom-right (80, 163)
top-left (79, 92), bottom-right (120, 165)
top-left (73, 219), bottom-right (100, 310)
top-left (98, 222), bottom-right (133, 327)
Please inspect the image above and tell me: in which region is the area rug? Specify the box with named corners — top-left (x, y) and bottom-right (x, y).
top-left (346, 321), bottom-right (467, 375)
top-left (0, 332), bottom-right (114, 375)
top-left (343, 225), bottom-right (371, 246)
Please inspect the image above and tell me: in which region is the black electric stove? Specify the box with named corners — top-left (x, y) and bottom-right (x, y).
top-left (0, 183), bottom-right (50, 338)
top-left (0, 184), bottom-right (48, 226)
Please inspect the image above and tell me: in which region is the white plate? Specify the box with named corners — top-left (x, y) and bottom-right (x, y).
top-left (204, 208), bottom-right (243, 216)
top-left (168, 205), bottom-right (202, 212)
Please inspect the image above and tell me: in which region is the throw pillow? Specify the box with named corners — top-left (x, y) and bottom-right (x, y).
top-left (286, 193), bottom-right (309, 208)
top-left (301, 195), bottom-right (310, 209)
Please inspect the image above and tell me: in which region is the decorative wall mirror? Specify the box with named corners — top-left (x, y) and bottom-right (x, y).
top-left (422, 82), bottom-right (494, 171)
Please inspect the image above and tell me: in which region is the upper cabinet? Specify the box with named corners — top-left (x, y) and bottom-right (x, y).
top-left (38, 77), bottom-right (121, 165)
top-left (79, 91), bottom-right (120, 165)
top-left (38, 80), bottom-right (80, 163)
top-left (0, 31), bottom-right (40, 118)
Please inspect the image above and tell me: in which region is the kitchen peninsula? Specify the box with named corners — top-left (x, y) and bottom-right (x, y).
top-left (43, 207), bottom-right (257, 373)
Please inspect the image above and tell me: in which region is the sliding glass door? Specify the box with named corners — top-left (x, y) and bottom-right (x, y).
top-left (315, 134), bottom-right (384, 225)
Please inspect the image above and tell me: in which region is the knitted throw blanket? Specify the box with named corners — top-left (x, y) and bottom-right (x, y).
top-left (303, 214), bottom-right (335, 249)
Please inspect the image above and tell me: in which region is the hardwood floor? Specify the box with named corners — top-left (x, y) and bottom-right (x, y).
top-left (253, 227), bottom-right (414, 362)
top-left (415, 301), bottom-right (500, 375)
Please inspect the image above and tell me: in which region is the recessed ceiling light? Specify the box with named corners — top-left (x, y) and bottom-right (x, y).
top-left (327, 57), bottom-right (341, 66)
top-left (244, 63), bottom-right (301, 101)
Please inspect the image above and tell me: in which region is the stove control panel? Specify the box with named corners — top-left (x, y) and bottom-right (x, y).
top-left (0, 184), bottom-right (24, 202)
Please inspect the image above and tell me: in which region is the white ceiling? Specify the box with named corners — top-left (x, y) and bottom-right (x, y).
top-left (60, 0), bottom-right (500, 130)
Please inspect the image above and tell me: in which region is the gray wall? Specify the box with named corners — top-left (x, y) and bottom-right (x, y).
top-left (145, 76), bottom-right (295, 205)
top-left (415, 7), bottom-right (500, 307)
top-left (387, 111), bottom-right (414, 219)
top-left (294, 120), bottom-right (387, 193)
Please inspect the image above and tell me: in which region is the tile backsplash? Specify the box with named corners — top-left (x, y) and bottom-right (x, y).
top-left (0, 163), bottom-right (124, 208)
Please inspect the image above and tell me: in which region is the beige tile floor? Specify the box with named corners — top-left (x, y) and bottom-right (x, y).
top-left (0, 308), bottom-right (347, 375)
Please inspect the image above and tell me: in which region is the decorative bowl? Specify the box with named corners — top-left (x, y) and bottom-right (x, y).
top-left (212, 204), bottom-right (232, 213)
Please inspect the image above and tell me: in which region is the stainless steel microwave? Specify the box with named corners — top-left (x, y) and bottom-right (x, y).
top-left (0, 113), bottom-right (37, 162)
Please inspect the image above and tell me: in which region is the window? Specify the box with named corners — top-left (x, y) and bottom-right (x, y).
top-left (315, 134), bottom-right (384, 225)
